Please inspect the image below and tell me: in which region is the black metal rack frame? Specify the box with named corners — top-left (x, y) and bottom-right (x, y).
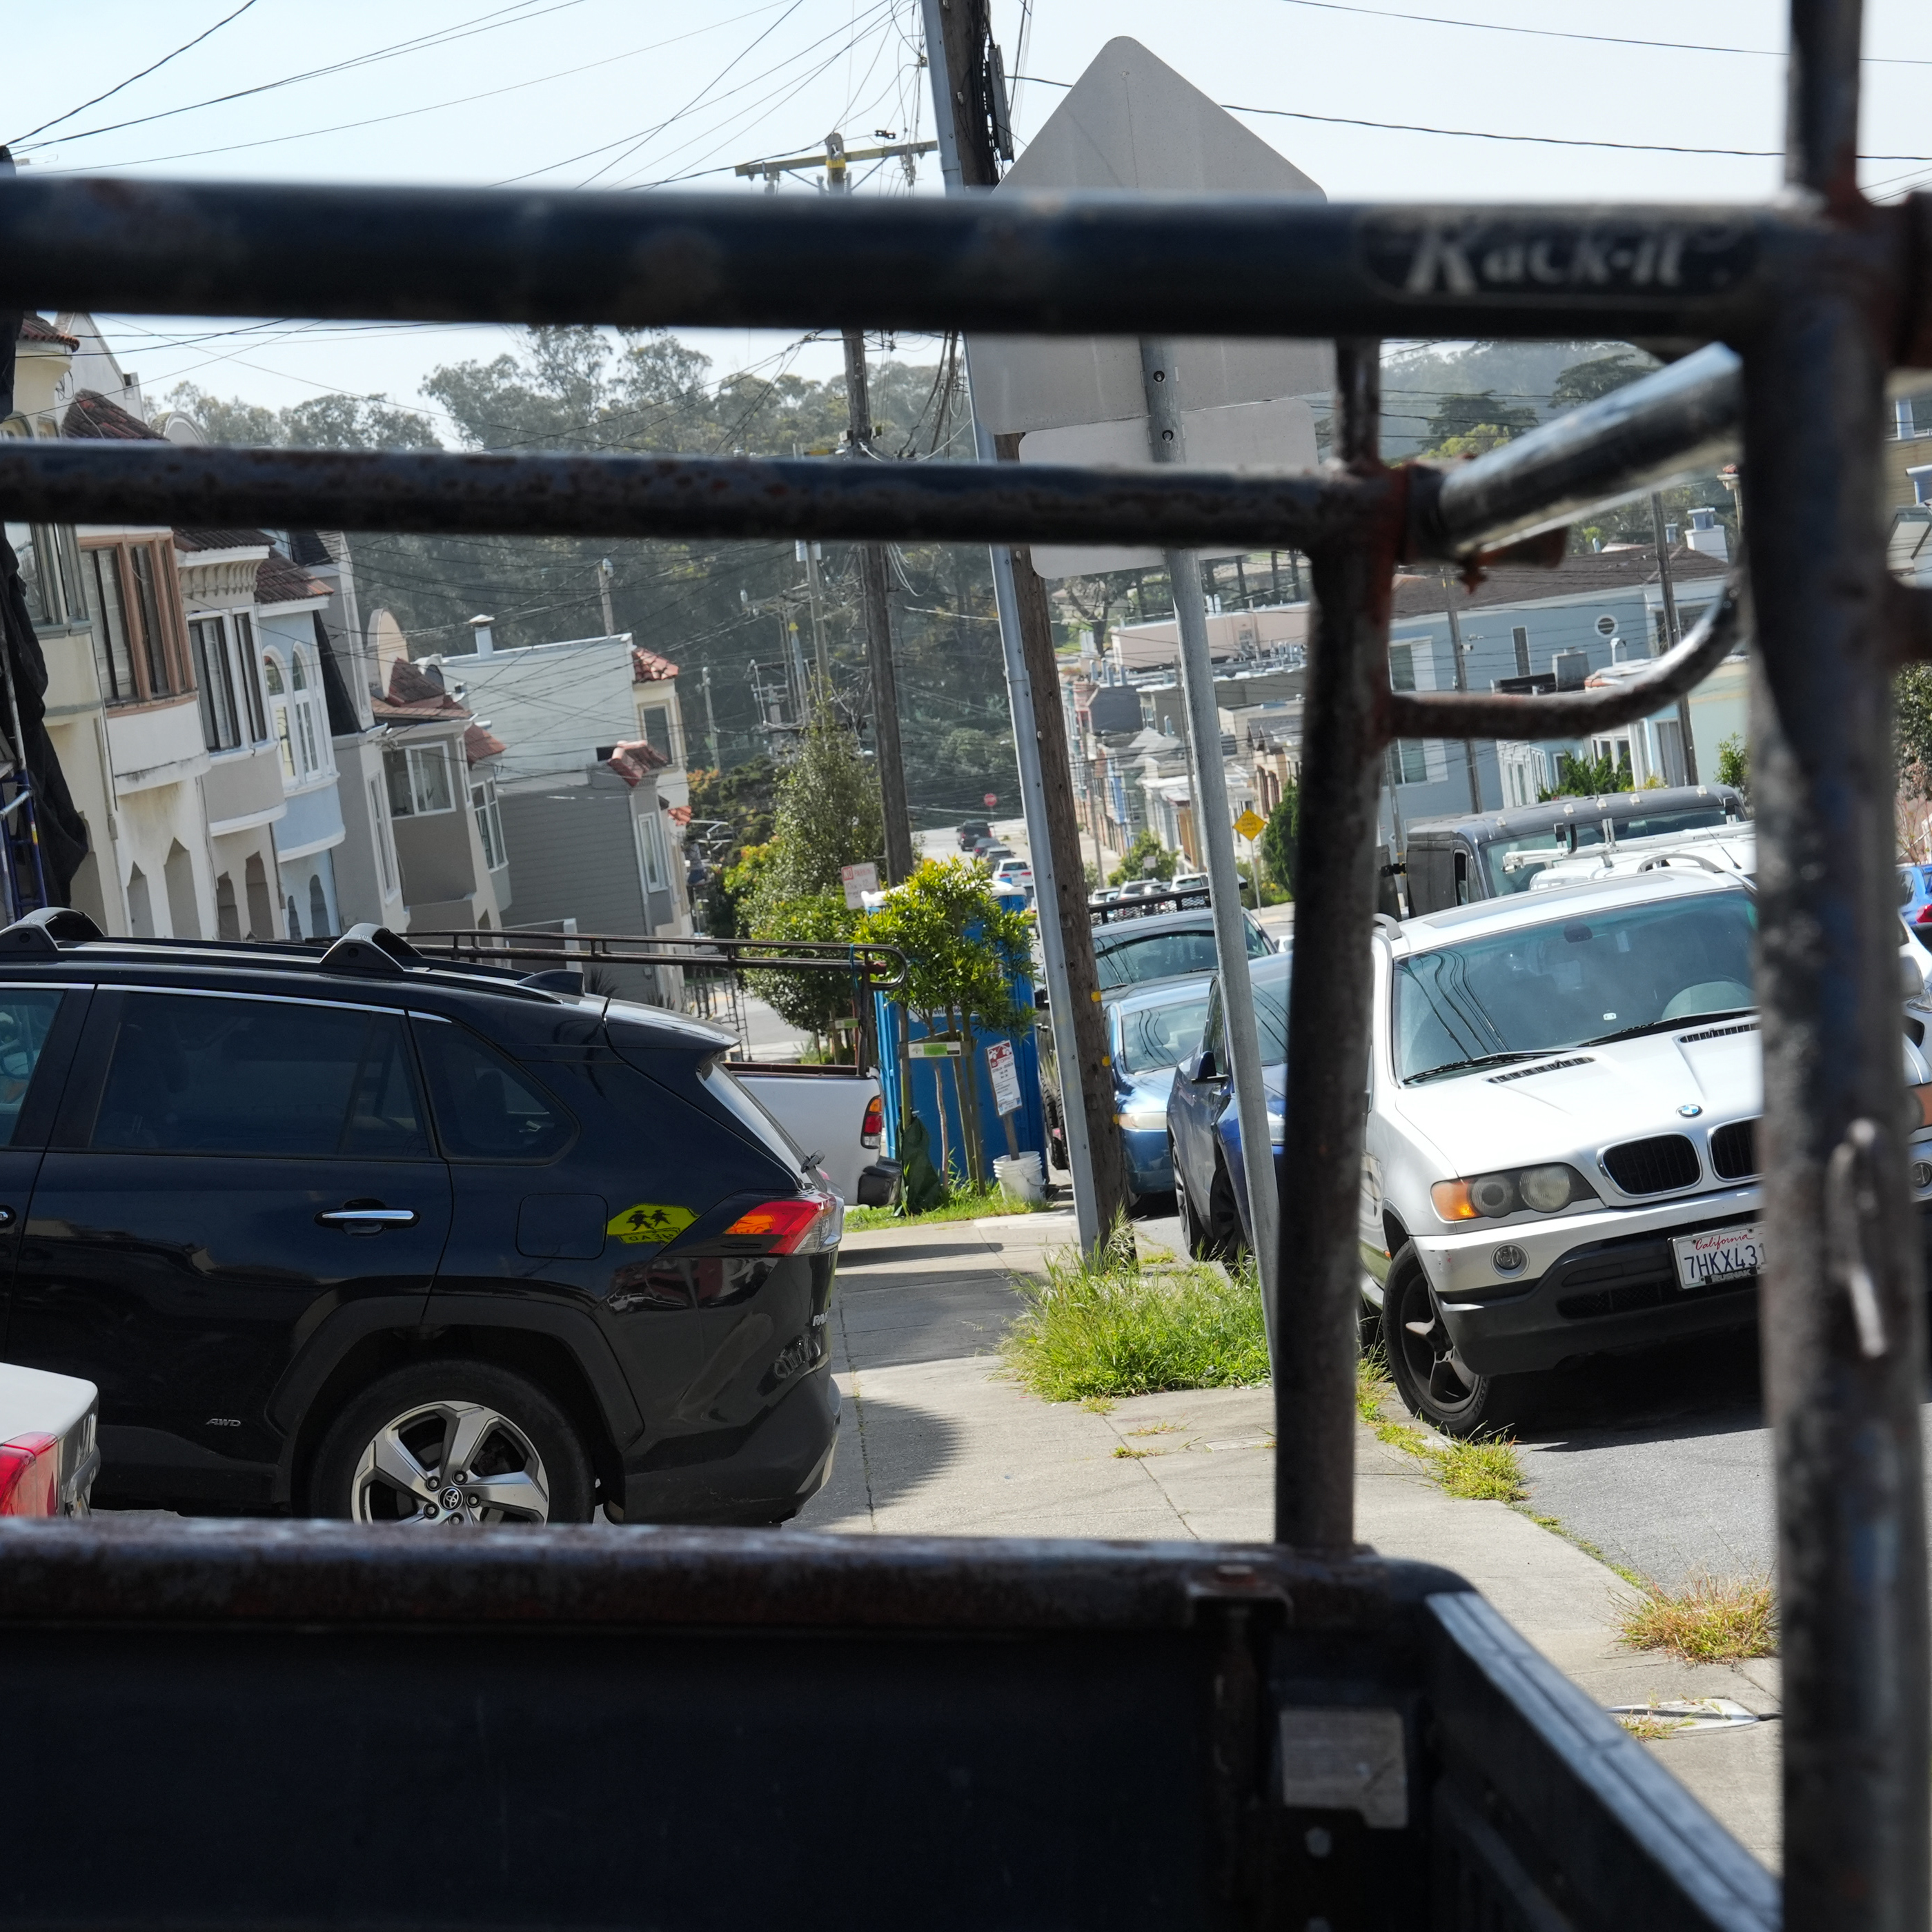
top-left (0, 1), bottom-right (1920, 1921)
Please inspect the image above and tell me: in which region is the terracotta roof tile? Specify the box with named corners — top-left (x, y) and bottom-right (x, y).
top-left (604, 738), bottom-right (669, 787)
top-left (61, 390), bottom-right (165, 442)
top-left (464, 723), bottom-right (506, 765)
top-left (175, 528), bottom-right (272, 553)
top-left (631, 646), bottom-right (680, 682)
top-left (255, 551), bottom-right (328, 604)
top-left (19, 315), bottom-right (78, 349)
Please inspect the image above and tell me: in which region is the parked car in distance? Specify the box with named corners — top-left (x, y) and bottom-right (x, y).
top-left (0, 1361), bottom-right (99, 1516)
top-left (1170, 871), bottom-right (1209, 896)
top-left (1362, 869), bottom-right (1932, 1437)
top-left (1093, 906), bottom-right (1272, 991)
top-left (992, 857), bottom-right (1034, 898)
top-left (0, 909), bottom-right (842, 1529)
top-left (1107, 977), bottom-right (1214, 1203)
top-left (1167, 952), bottom-right (1290, 1257)
top-left (1402, 784), bottom-right (1746, 913)
top-left (956, 819), bottom-right (991, 850)
top-left (976, 842), bottom-right (1016, 869)
top-left (1901, 861), bottom-right (1932, 930)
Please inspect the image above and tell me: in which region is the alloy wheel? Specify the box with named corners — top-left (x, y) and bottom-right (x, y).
top-left (1394, 1266), bottom-right (1481, 1417)
top-left (351, 1399), bottom-right (552, 1524)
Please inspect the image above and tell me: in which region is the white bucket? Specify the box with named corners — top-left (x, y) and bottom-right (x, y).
top-left (994, 1151), bottom-right (1046, 1205)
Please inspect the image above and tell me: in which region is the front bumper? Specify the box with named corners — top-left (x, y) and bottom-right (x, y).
top-left (1417, 1186), bottom-right (1768, 1377)
top-left (1119, 1124), bottom-right (1173, 1197)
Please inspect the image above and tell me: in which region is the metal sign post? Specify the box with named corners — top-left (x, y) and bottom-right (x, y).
top-left (1141, 340), bottom-right (1279, 1324)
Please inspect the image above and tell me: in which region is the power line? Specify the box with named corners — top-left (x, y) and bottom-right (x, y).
top-left (14, 0), bottom-right (588, 155)
top-left (1016, 72), bottom-right (1932, 162)
top-left (40, 5), bottom-right (791, 175)
top-left (9, 0), bottom-right (265, 146)
top-left (1272, 0), bottom-right (1932, 64)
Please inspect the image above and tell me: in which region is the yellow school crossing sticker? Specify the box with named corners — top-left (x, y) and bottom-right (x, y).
top-left (1234, 808), bottom-right (1268, 840)
top-left (607, 1202), bottom-right (696, 1245)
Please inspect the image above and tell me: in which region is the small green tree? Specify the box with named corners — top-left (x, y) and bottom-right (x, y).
top-left (1715, 733), bottom-right (1750, 800)
top-left (1107, 829), bottom-right (1177, 886)
top-left (1261, 782), bottom-right (1300, 898)
top-left (860, 859), bottom-right (1035, 1188)
top-left (743, 706), bottom-right (884, 1052)
top-left (1539, 749), bottom-right (1632, 800)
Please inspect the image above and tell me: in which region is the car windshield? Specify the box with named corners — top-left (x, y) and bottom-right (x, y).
top-left (1116, 991), bottom-right (1212, 1074)
top-left (1096, 920), bottom-right (1272, 989)
top-left (1392, 891), bottom-right (1756, 1083)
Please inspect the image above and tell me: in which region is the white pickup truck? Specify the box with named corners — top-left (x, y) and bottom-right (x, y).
top-left (1361, 867), bottom-right (1932, 1435)
top-left (0, 1361), bottom-right (99, 1515)
top-left (729, 1062), bottom-right (891, 1207)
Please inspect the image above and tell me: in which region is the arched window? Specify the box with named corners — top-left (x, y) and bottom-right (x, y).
top-left (264, 648), bottom-right (326, 780)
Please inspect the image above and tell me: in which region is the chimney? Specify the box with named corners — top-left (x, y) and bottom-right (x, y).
top-left (468, 613), bottom-right (495, 656)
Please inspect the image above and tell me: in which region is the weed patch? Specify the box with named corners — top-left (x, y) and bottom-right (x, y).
top-left (1112, 1445), bottom-right (1155, 1460)
top-left (1004, 1242), bottom-right (1270, 1401)
top-left (1357, 1348), bottom-right (1393, 1424)
top-left (1435, 1437), bottom-right (1528, 1501)
top-left (1617, 1574), bottom-right (1777, 1664)
top-left (1617, 1710), bottom-right (1688, 1742)
top-left (847, 1183), bottom-right (1048, 1232)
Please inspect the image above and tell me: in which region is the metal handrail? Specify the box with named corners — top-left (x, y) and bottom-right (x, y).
top-left (408, 928), bottom-right (909, 991)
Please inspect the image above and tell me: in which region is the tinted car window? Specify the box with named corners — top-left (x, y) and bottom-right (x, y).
top-left (0, 990), bottom-right (64, 1144)
top-left (415, 1019), bottom-right (573, 1161)
top-left (1116, 992), bottom-right (1212, 1074)
top-left (92, 994), bottom-right (428, 1157)
top-left (1096, 920), bottom-right (1271, 989)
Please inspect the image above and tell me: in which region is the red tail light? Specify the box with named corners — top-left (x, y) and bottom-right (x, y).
top-left (1917, 905), bottom-right (1932, 925)
top-left (0, 1434), bottom-right (60, 1517)
top-left (722, 1193), bottom-right (840, 1254)
top-left (861, 1095), bottom-right (883, 1147)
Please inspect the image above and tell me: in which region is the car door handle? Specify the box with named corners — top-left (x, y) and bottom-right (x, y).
top-left (317, 1206), bottom-right (417, 1232)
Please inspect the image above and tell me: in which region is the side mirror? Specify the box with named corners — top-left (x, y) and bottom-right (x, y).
top-left (1190, 1047), bottom-right (1222, 1083)
top-left (1904, 950), bottom-right (1926, 1002)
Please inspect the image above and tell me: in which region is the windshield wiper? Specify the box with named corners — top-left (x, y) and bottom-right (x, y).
top-left (1579, 1007), bottom-right (1755, 1047)
top-left (1403, 1050), bottom-right (1550, 1085)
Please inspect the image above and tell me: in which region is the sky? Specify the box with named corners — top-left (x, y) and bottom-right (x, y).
top-left (6, 0), bottom-right (1930, 435)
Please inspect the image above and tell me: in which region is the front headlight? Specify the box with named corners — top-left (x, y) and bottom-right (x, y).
top-left (1116, 1105), bottom-right (1168, 1132)
top-left (1431, 1162), bottom-right (1596, 1221)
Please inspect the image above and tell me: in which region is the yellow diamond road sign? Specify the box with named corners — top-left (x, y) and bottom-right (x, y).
top-left (1234, 809), bottom-right (1268, 840)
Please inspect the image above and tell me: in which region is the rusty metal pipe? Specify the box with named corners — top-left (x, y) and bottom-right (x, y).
top-left (0, 436), bottom-right (1356, 552)
top-left (1274, 342), bottom-right (1395, 1552)
top-left (0, 177), bottom-right (1815, 339)
top-left (1385, 567), bottom-right (1745, 741)
top-left (1412, 343), bottom-right (1742, 560)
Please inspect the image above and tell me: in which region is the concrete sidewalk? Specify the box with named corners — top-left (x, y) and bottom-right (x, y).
top-left (798, 1211), bottom-right (1782, 1869)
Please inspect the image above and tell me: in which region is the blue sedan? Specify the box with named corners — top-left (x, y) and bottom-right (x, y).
top-left (1165, 952), bottom-right (1290, 1258)
top-left (1107, 978), bottom-right (1214, 1202)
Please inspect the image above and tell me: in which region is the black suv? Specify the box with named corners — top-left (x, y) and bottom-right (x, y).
top-left (0, 911), bottom-right (841, 1526)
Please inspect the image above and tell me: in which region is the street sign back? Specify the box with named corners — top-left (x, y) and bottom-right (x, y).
top-left (971, 38), bottom-right (1332, 436)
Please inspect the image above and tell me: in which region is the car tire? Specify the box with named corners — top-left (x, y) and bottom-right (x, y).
top-left (1172, 1136), bottom-right (1209, 1256)
top-left (308, 1359), bottom-right (595, 1524)
top-left (1203, 1156), bottom-right (1247, 1262)
top-left (1381, 1245), bottom-right (1528, 1438)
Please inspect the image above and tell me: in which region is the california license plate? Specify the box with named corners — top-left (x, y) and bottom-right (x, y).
top-left (1672, 1223), bottom-right (1766, 1290)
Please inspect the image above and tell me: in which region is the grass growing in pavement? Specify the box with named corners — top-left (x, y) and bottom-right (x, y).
top-left (1357, 1348), bottom-right (1528, 1501)
top-left (846, 1183), bottom-right (1051, 1232)
top-left (1003, 1243), bottom-right (1271, 1401)
top-left (1617, 1574), bottom-right (1777, 1664)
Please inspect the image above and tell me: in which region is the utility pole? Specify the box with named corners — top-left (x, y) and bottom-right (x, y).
top-left (827, 160), bottom-right (914, 883)
top-left (700, 663), bottom-right (719, 770)
top-left (922, 0), bottom-right (1123, 1254)
top-left (1651, 493), bottom-right (1700, 784)
top-left (1439, 575), bottom-right (1483, 813)
top-left (794, 542), bottom-right (830, 697)
top-left (596, 556), bottom-right (615, 637)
